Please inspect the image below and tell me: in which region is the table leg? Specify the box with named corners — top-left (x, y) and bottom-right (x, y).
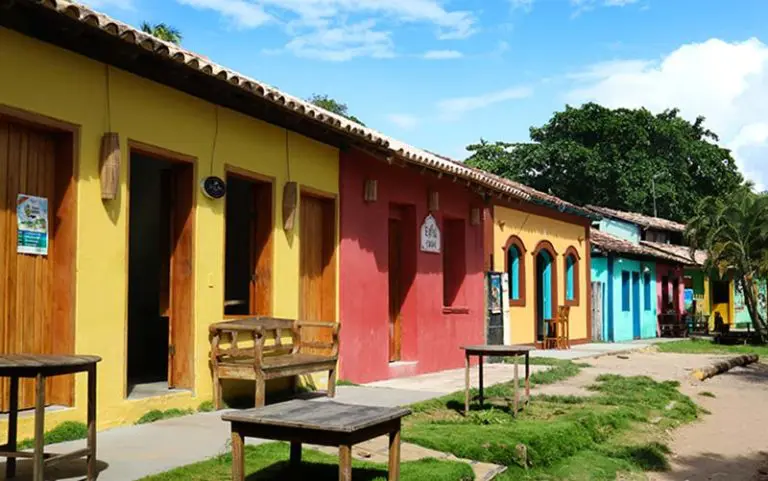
top-left (478, 355), bottom-right (484, 408)
top-left (464, 352), bottom-right (470, 415)
top-left (6, 376), bottom-right (18, 479)
top-left (87, 364), bottom-right (97, 480)
top-left (231, 429), bottom-right (245, 481)
top-left (33, 374), bottom-right (45, 481)
top-left (513, 356), bottom-right (519, 415)
top-left (525, 352), bottom-right (531, 399)
top-left (290, 441), bottom-right (302, 469)
top-left (388, 425), bottom-right (401, 481)
top-left (338, 444), bottom-right (352, 481)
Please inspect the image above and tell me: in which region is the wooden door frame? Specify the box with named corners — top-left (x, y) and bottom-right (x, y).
top-left (223, 166), bottom-right (275, 318)
top-left (126, 140), bottom-right (196, 394)
top-left (388, 215), bottom-right (403, 362)
top-left (0, 104), bottom-right (79, 407)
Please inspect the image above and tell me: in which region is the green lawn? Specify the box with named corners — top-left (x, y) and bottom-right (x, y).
top-left (139, 442), bottom-right (474, 481)
top-left (656, 338), bottom-right (768, 357)
top-left (404, 373), bottom-right (701, 481)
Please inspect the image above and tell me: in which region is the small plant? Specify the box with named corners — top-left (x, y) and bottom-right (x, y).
top-left (337, 379), bottom-right (359, 387)
top-left (136, 408), bottom-right (193, 425)
top-left (198, 400), bottom-right (215, 412)
top-left (17, 421), bottom-right (88, 450)
top-left (699, 391), bottom-right (716, 398)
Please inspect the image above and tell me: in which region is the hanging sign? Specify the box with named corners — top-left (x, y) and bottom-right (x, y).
top-left (420, 214), bottom-right (441, 253)
top-left (17, 194), bottom-right (49, 256)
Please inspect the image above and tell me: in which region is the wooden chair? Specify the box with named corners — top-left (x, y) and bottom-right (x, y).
top-left (543, 306), bottom-right (570, 350)
top-left (210, 317), bottom-right (340, 409)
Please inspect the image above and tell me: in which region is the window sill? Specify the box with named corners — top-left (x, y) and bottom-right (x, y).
top-left (443, 306), bottom-right (470, 315)
top-left (509, 299), bottom-right (526, 308)
top-left (564, 300), bottom-right (580, 307)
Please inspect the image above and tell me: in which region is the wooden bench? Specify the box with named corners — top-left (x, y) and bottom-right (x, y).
top-left (210, 317), bottom-right (340, 409)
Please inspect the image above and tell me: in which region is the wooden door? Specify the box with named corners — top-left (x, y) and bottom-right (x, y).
top-left (0, 119), bottom-right (74, 411)
top-left (251, 183), bottom-right (273, 316)
top-left (388, 218), bottom-right (402, 362)
top-left (167, 163), bottom-right (194, 389)
top-left (591, 282), bottom-right (604, 341)
top-left (299, 194), bottom-right (336, 353)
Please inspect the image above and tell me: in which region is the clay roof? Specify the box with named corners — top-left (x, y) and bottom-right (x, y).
top-left (640, 241), bottom-right (707, 267)
top-left (591, 230), bottom-right (690, 263)
top-left (16, 0), bottom-right (534, 201)
top-left (586, 205), bottom-right (686, 233)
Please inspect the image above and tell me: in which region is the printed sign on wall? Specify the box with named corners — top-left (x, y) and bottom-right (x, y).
top-left (420, 213), bottom-right (441, 253)
top-left (17, 194), bottom-right (49, 256)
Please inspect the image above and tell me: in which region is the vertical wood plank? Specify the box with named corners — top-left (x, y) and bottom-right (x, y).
top-left (252, 182), bottom-right (273, 316)
top-left (231, 429), bottom-right (245, 481)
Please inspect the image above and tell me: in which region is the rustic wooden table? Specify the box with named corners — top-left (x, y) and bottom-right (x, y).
top-left (461, 345), bottom-right (535, 415)
top-left (0, 354), bottom-right (100, 481)
top-left (222, 399), bottom-right (411, 481)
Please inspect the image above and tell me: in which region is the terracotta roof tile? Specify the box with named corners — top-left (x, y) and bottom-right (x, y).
top-left (591, 230), bottom-right (690, 263)
top-left (586, 205), bottom-right (686, 233)
top-left (640, 241), bottom-right (707, 266)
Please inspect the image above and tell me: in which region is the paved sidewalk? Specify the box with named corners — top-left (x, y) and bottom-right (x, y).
top-left (534, 338), bottom-right (683, 360)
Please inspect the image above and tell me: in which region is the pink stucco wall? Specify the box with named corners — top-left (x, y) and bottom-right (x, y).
top-left (656, 263), bottom-right (686, 330)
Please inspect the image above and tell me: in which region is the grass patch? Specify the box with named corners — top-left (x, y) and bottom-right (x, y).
top-left (337, 379), bottom-right (360, 387)
top-left (699, 391), bottom-right (716, 398)
top-left (404, 373), bottom-right (702, 480)
top-left (139, 442), bottom-right (474, 481)
top-left (136, 408), bottom-right (194, 425)
top-left (657, 339), bottom-right (768, 357)
top-left (17, 421), bottom-right (88, 450)
top-left (197, 400), bottom-right (215, 412)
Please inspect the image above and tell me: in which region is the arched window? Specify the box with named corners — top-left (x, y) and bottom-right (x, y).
top-left (504, 236), bottom-right (527, 306)
top-left (564, 246), bottom-right (581, 306)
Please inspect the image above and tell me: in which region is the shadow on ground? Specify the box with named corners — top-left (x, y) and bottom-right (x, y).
top-left (724, 362), bottom-right (768, 385)
top-left (653, 451), bottom-right (768, 481)
top-left (0, 459), bottom-right (109, 480)
top-left (246, 461), bottom-right (387, 481)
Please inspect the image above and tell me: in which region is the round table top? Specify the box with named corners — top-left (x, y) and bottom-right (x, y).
top-left (0, 354), bottom-right (101, 376)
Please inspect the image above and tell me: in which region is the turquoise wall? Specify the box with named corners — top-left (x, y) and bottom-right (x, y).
top-left (600, 218), bottom-right (641, 243)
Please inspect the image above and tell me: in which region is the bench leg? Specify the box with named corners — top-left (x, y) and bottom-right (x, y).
top-left (231, 429), bottom-right (245, 481)
top-left (254, 377), bottom-right (266, 408)
top-left (328, 367), bottom-right (337, 398)
top-left (290, 442), bottom-right (302, 469)
top-left (339, 444), bottom-right (352, 481)
top-left (33, 374), bottom-right (45, 481)
top-left (213, 368), bottom-right (223, 410)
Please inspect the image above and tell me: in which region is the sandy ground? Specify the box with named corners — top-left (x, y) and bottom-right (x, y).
top-left (534, 351), bottom-right (768, 481)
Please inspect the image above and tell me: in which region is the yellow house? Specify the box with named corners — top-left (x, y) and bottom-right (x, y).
top-left (489, 183), bottom-right (596, 345)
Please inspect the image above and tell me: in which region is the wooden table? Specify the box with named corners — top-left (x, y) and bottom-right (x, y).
top-left (461, 345), bottom-right (534, 415)
top-left (0, 354), bottom-right (100, 481)
top-left (222, 400), bottom-right (411, 481)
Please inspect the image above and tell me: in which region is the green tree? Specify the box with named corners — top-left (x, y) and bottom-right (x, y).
top-left (141, 22), bottom-right (183, 45)
top-left (308, 94), bottom-right (365, 125)
top-left (465, 103), bottom-right (744, 222)
top-left (686, 187), bottom-right (768, 340)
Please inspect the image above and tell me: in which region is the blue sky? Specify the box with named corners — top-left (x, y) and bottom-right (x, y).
top-left (87, 0), bottom-right (768, 188)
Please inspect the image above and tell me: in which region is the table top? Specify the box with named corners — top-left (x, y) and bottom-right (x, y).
top-left (461, 345), bottom-right (535, 355)
top-left (222, 400), bottom-right (411, 433)
top-left (0, 354), bottom-right (101, 377)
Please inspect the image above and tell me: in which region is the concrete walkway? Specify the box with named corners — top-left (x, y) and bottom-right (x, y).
top-left (533, 337), bottom-right (683, 360)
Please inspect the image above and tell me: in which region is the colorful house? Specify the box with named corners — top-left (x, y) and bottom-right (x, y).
top-left (487, 181), bottom-right (596, 346)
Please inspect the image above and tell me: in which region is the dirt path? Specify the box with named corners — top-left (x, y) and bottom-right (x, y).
top-left (533, 351), bottom-right (768, 481)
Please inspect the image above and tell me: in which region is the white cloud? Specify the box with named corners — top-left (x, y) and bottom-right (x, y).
top-left (567, 37), bottom-right (768, 190)
top-left (176, 0), bottom-right (477, 59)
top-left (509, 0), bottom-right (535, 12)
top-left (387, 114), bottom-right (420, 130)
top-left (438, 86), bottom-right (533, 120)
top-left (422, 49), bottom-right (463, 60)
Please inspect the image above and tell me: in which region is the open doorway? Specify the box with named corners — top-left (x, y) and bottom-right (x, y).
top-left (535, 250), bottom-right (554, 341)
top-left (127, 148), bottom-right (194, 399)
top-left (387, 204), bottom-right (416, 362)
top-left (224, 173), bottom-right (273, 317)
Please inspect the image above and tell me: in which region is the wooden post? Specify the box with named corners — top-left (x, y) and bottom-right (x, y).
top-left (290, 441), bottom-right (302, 469)
top-left (327, 366), bottom-right (337, 398)
top-left (254, 377), bottom-right (266, 408)
top-left (388, 425), bottom-right (402, 481)
top-left (525, 351), bottom-right (531, 398)
top-left (87, 364), bottom-right (97, 480)
top-left (339, 444), bottom-right (353, 481)
top-left (211, 332), bottom-right (222, 410)
top-left (33, 373), bottom-right (46, 481)
top-left (513, 356), bottom-right (519, 414)
top-left (6, 376), bottom-right (18, 479)
top-left (464, 352), bottom-right (470, 415)
top-left (478, 355), bottom-right (484, 408)
top-left (231, 428), bottom-right (245, 481)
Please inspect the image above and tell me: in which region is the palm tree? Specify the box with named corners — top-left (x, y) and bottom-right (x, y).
top-left (686, 186), bottom-right (768, 340)
top-left (140, 22), bottom-right (182, 45)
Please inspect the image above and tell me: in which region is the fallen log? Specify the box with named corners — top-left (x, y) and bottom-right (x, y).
top-left (692, 354), bottom-right (760, 381)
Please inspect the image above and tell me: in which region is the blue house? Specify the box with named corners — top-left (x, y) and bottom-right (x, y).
top-left (589, 213), bottom-right (689, 342)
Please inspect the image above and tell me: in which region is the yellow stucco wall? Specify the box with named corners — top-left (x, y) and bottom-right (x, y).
top-left (493, 205), bottom-right (589, 344)
top-left (0, 28), bottom-right (338, 439)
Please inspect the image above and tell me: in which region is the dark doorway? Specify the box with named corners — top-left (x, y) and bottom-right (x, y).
top-left (632, 272), bottom-right (641, 339)
top-left (224, 174), bottom-right (273, 318)
top-left (127, 149), bottom-right (194, 397)
top-left (535, 250), bottom-right (553, 341)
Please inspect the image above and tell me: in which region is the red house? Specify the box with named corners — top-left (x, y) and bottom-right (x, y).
top-left (338, 149), bottom-right (489, 383)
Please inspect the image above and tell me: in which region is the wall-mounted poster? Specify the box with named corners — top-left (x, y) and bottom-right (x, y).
top-left (488, 272), bottom-right (502, 314)
top-left (684, 289), bottom-right (695, 313)
top-left (420, 214), bottom-right (440, 253)
top-left (17, 194), bottom-right (49, 256)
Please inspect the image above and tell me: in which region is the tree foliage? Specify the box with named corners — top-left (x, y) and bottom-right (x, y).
top-left (141, 22), bottom-right (183, 45)
top-left (686, 187), bottom-right (768, 339)
top-left (308, 94), bottom-right (365, 125)
top-left (465, 103), bottom-right (744, 222)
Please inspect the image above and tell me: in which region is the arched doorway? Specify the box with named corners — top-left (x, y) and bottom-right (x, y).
top-left (533, 241), bottom-right (558, 342)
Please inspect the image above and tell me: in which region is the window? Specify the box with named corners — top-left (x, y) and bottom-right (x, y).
top-left (643, 272), bottom-right (652, 311)
top-left (622, 271), bottom-right (631, 312)
top-left (443, 218), bottom-right (466, 307)
top-left (564, 247), bottom-right (581, 306)
top-left (504, 236), bottom-right (527, 306)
